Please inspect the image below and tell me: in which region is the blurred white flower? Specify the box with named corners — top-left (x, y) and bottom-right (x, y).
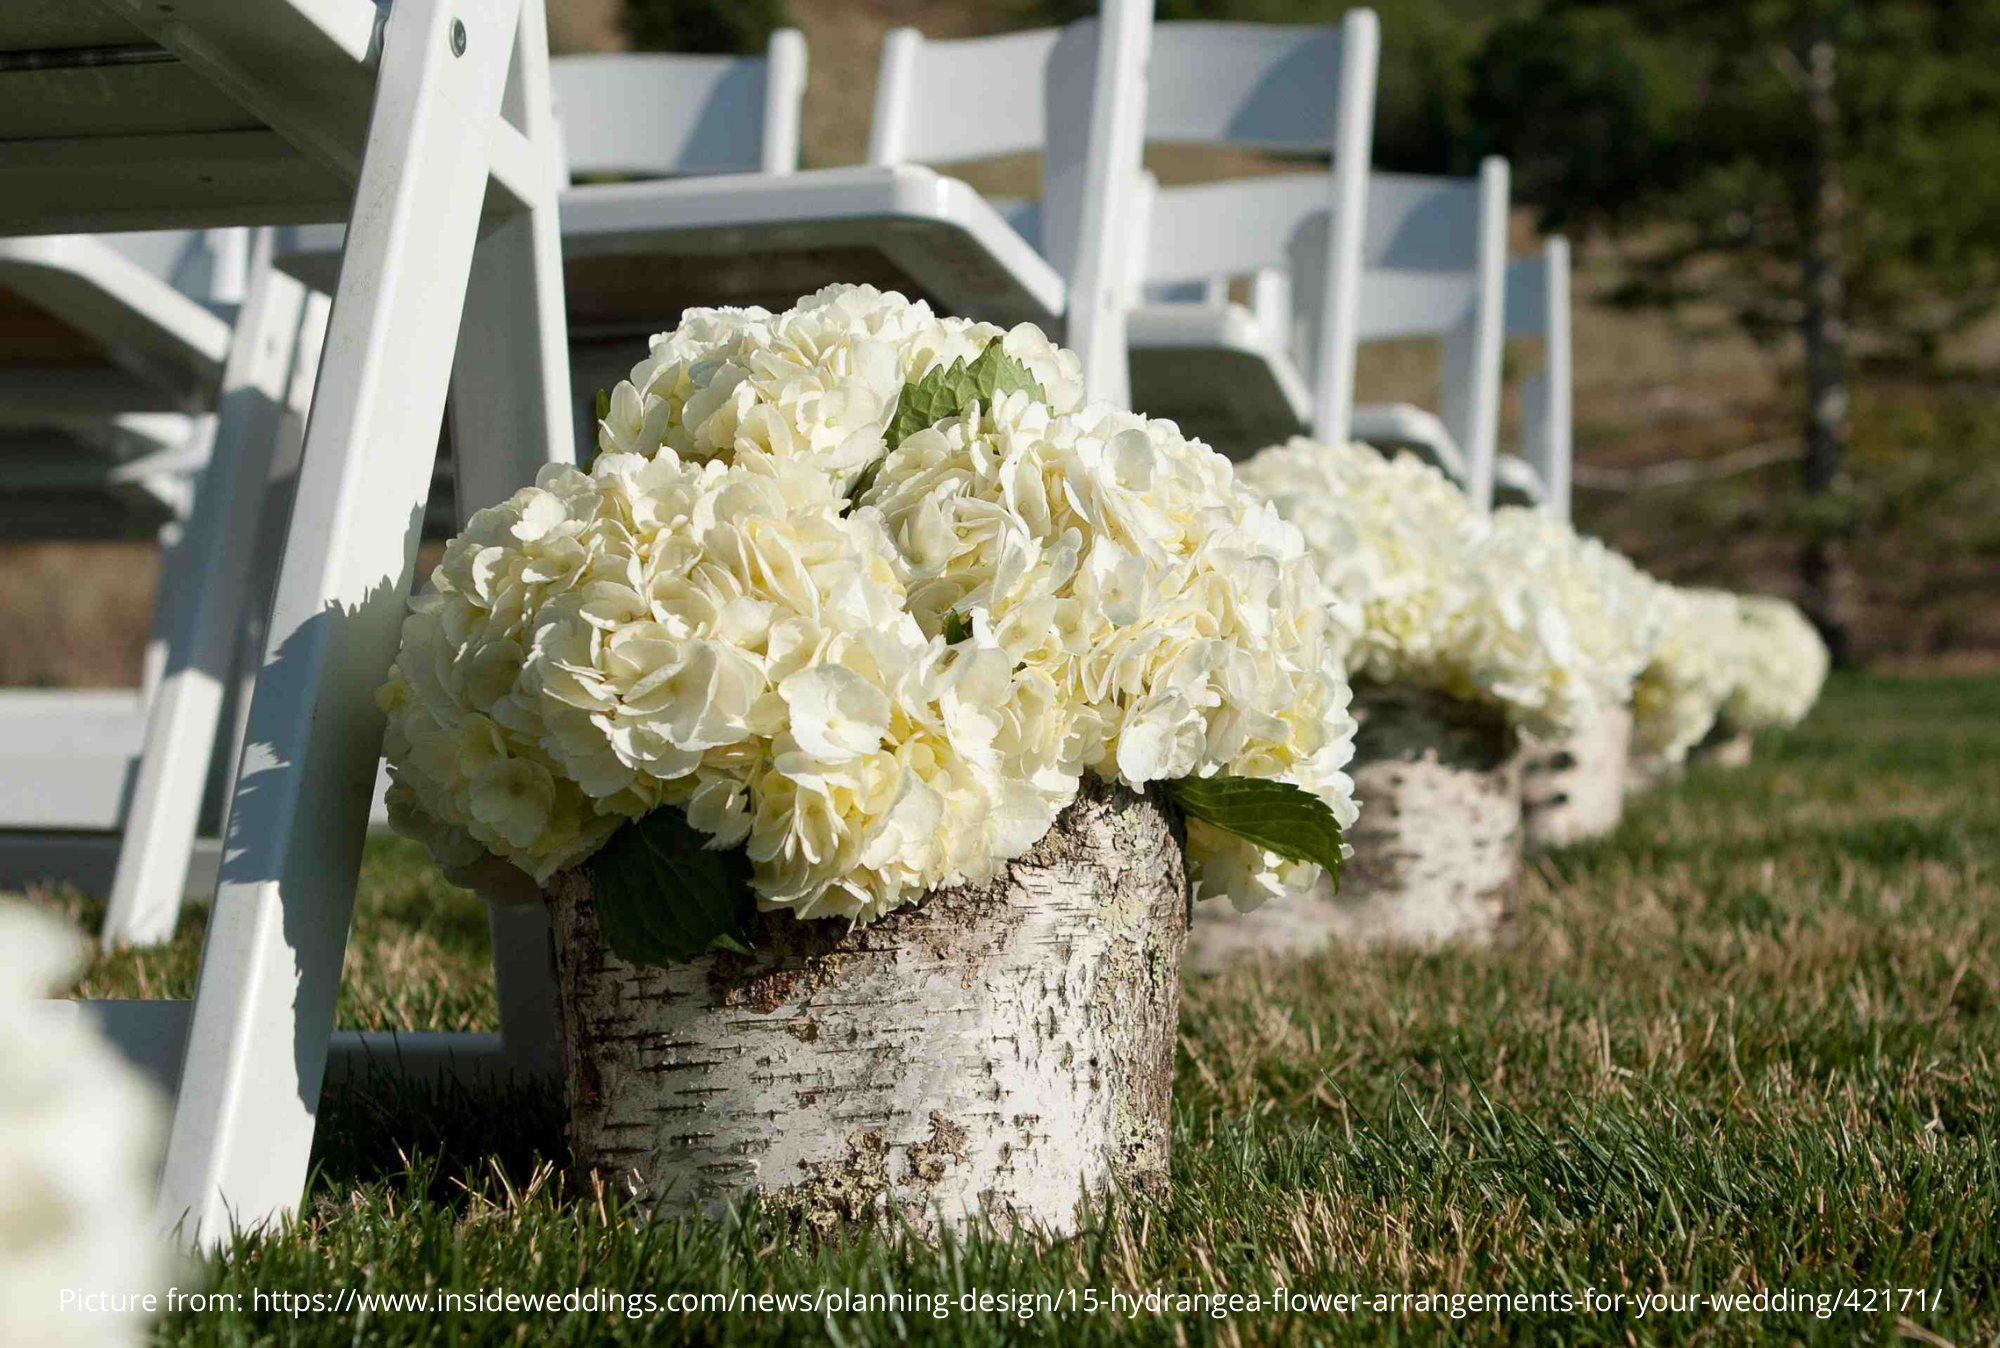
top-left (1239, 438), bottom-right (1657, 736)
top-left (1724, 594), bottom-right (1830, 731)
top-left (0, 901), bottom-right (172, 1348)
top-left (1631, 586), bottom-right (1742, 762)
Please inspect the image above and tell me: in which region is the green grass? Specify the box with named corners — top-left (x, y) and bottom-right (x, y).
top-left (24, 673), bottom-right (2000, 1345)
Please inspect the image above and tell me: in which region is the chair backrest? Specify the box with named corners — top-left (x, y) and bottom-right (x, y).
top-left (1375, 158), bottom-right (1508, 510)
top-left (1131, 10), bottom-right (1379, 441)
top-left (551, 29), bottom-right (807, 180)
top-left (1144, 19), bottom-right (1366, 153)
top-left (867, 27), bottom-right (1068, 169)
top-left (865, 6), bottom-right (1150, 404)
top-left (1354, 170), bottom-right (1495, 338)
top-left (1233, 157), bottom-right (1506, 507)
top-left (1504, 236), bottom-right (1572, 519)
top-left (865, 20), bottom-right (1107, 277)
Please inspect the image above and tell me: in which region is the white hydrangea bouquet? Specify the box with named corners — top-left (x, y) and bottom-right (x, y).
top-left (1, 902), bottom-right (170, 1348)
top-left (1237, 438), bottom-right (1657, 737)
top-left (1630, 585), bottom-right (1747, 762)
top-left (1632, 588), bottom-right (1829, 763)
top-left (379, 286), bottom-right (1357, 961)
top-left (1723, 594), bottom-right (1829, 732)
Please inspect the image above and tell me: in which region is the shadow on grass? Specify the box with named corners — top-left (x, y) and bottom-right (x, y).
top-left (310, 1069), bottom-right (567, 1208)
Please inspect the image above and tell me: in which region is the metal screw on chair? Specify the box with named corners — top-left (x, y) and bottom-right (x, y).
top-left (450, 19), bottom-right (467, 57)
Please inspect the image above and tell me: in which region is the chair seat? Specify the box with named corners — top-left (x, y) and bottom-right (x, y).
top-left (0, 0), bottom-right (382, 238)
top-left (0, 235), bottom-right (231, 408)
top-left (1350, 402), bottom-right (1470, 482)
top-left (276, 165), bottom-right (1065, 336)
top-left (0, 418), bottom-right (205, 539)
top-left (0, 688), bottom-right (148, 830)
top-left (1127, 302), bottom-right (1312, 458)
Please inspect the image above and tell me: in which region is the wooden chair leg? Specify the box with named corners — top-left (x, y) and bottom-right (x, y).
top-left (102, 234), bottom-right (309, 949)
top-left (155, 0), bottom-right (532, 1246)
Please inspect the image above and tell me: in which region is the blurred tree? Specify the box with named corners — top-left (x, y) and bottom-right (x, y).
top-left (623, 0), bottom-right (788, 53)
top-left (1470, 0), bottom-right (2000, 664)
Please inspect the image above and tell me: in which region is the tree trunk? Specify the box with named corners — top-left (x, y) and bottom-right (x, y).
top-left (545, 776), bottom-right (1187, 1238)
top-left (1797, 17), bottom-right (1856, 666)
top-left (1521, 704), bottom-right (1632, 852)
top-left (1186, 686), bottom-right (1519, 967)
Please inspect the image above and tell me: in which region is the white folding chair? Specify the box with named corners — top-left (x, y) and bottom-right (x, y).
top-left (1346, 161), bottom-right (1510, 509)
top-left (275, 32), bottom-right (810, 515)
top-left (1129, 150), bottom-right (1517, 512)
top-left (285, 8), bottom-right (1146, 407)
top-left (1498, 236), bottom-right (1572, 518)
top-left (551, 31), bottom-right (807, 181)
top-left (12, 0), bottom-right (570, 1244)
top-left (0, 229), bottom-right (240, 573)
top-left (864, 3), bottom-right (1151, 404)
top-left (1122, 11), bottom-right (1380, 454)
top-left (555, 33), bottom-right (809, 451)
top-left (0, 228), bottom-right (249, 911)
top-left (98, 233), bottom-right (335, 948)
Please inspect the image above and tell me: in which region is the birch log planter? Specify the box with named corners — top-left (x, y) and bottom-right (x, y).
top-left (1185, 685), bottom-right (1518, 969)
top-left (544, 777), bottom-right (1188, 1238)
top-left (1520, 704), bottom-right (1632, 851)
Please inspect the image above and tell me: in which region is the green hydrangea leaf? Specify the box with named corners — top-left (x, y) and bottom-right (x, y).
top-left (1162, 776), bottom-right (1346, 889)
top-left (884, 337), bottom-right (1047, 454)
top-left (594, 386), bottom-right (610, 423)
top-left (942, 609), bottom-right (972, 644)
top-left (846, 339), bottom-right (1047, 513)
top-left (589, 806), bottom-right (755, 967)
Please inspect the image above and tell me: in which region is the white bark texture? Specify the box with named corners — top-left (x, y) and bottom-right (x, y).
top-left (1520, 704), bottom-right (1632, 852)
top-left (545, 777), bottom-right (1187, 1238)
top-left (1185, 686), bottom-right (1519, 967)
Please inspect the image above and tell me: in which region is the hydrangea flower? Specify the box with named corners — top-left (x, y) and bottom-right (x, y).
top-left (1238, 438), bottom-right (1654, 736)
top-left (1724, 594), bottom-right (1830, 731)
top-left (382, 286), bottom-right (1358, 923)
top-left (1630, 585), bottom-right (1742, 762)
top-left (1470, 505), bottom-right (1664, 732)
top-left (0, 902), bottom-right (171, 1347)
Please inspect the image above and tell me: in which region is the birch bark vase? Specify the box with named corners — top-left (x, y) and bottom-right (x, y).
top-left (544, 777), bottom-right (1187, 1238)
top-left (1520, 704), bottom-right (1632, 852)
top-left (1185, 685), bottom-right (1518, 969)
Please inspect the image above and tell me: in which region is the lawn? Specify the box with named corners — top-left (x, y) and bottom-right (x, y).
top-left (26, 672), bottom-right (2000, 1345)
